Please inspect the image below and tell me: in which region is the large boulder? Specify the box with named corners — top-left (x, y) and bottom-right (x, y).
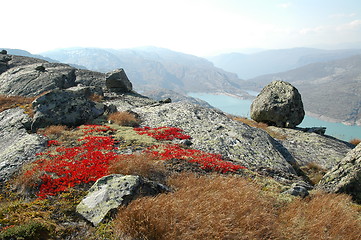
top-left (76, 174), bottom-right (168, 226)
top-left (0, 108), bottom-right (46, 182)
top-left (105, 69), bottom-right (132, 93)
top-left (317, 144), bottom-right (361, 203)
top-left (250, 81), bottom-right (305, 128)
top-left (31, 88), bottom-right (105, 130)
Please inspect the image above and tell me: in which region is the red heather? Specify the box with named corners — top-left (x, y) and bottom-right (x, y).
top-left (28, 125), bottom-right (245, 198)
top-left (29, 125), bottom-right (118, 198)
top-left (47, 140), bottom-right (60, 147)
top-left (146, 144), bottom-right (246, 173)
top-left (134, 126), bottom-right (191, 140)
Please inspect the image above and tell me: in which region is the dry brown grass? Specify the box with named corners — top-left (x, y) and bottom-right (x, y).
top-left (277, 193), bottom-right (361, 240)
top-left (11, 165), bottom-right (45, 196)
top-left (37, 125), bottom-right (68, 138)
top-left (107, 112), bottom-right (141, 127)
top-left (300, 162), bottom-right (327, 185)
top-left (108, 153), bottom-right (167, 182)
top-left (113, 174), bottom-right (361, 240)
top-left (232, 116), bottom-right (287, 140)
top-left (0, 95), bottom-right (35, 114)
top-left (350, 138), bottom-right (361, 146)
top-left (113, 173), bottom-right (279, 240)
top-left (88, 94), bottom-right (103, 102)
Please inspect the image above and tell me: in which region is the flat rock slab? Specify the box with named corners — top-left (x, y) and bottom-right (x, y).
top-left (76, 174), bottom-right (168, 226)
top-left (268, 126), bottom-right (353, 169)
top-left (133, 102), bottom-right (298, 176)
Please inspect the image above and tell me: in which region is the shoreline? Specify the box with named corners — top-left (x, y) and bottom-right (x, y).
top-left (190, 91), bottom-right (360, 127)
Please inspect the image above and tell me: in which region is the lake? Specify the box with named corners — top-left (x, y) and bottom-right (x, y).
top-left (188, 92), bottom-right (361, 142)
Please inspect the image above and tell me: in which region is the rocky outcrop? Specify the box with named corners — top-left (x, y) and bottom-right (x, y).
top-left (251, 81), bottom-right (305, 128)
top-left (76, 174), bottom-right (168, 226)
top-left (0, 55), bottom-right (107, 97)
top-left (267, 126), bottom-right (353, 169)
top-left (317, 144), bottom-right (361, 203)
top-left (31, 88), bottom-right (105, 130)
top-left (105, 69), bottom-right (132, 93)
top-left (132, 102), bottom-right (300, 178)
top-left (0, 108), bottom-right (46, 182)
top-left (0, 62), bottom-right (77, 97)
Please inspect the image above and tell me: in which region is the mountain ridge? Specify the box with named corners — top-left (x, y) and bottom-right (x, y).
top-left (244, 54), bottom-right (361, 126)
top-left (40, 47), bottom-right (247, 95)
top-left (208, 47), bottom-right (361, 79)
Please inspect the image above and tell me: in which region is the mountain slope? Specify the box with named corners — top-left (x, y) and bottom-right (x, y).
top-left (208, 48), bottom-right (361, 79)
top-left (245, 55), bottom-right (361, 125)
top-left (41, 47), bottom-right (246, 94)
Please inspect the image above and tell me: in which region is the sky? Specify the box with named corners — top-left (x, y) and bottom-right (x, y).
top-left (2, 0), bottom-right (361, 56)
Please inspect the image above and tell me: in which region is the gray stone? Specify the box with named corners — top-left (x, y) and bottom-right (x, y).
top-left (282, 182), bottom-right (311, 198)
top-left (67, 85), bottom-right (104, 98)
top-left (317, 144), bottom-right (361, 203)
top-left (105, 69), bottom-right (132, 92)
top-left (132, 102), bottom-right (300, 177)
top-left (0, 108), bottom-right (46, 182)
top-left (250, 81), bottom-right (305, 128)
top-left (75, 69), bottom-right (106, 87)
top-left (76, 174), bottom-right (168, 226)
top-left (31, 89), bottom-right (105, 130)
top-left (0, 62), bottom-right (77, 97)
top-left (267, 126), bottom-right (353, 170)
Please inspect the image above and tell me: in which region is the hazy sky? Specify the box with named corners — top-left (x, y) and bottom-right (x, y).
top-left (2, 0), bottom-right (361, 56)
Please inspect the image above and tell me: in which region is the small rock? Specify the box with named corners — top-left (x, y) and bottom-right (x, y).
top-left (35, 65), bottom-right (46, 72)
top-left (250, 81), bottom-right (305, 128)
top-left (76, 174), bottom-right (169, 226)
top-left (283, 182), bottom-right (311, 198)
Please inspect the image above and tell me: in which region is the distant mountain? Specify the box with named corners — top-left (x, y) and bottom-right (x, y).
top-left (41, 47), bottom-right (246, 94)
top-left (208, 48), bottom-right (361, 79)
top-left (3, 48), bottom-right (58, 63)
top-left (244, 55), bottom-right (361, 126)
top-left (2, 48), bottom-right (87, 69)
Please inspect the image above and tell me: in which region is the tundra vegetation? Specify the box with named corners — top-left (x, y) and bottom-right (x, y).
top-left (0, 94), bottom-right (360, 239)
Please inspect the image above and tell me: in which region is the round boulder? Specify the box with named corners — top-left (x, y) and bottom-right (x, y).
top-left (105, 68), bottom-right (132, 93)
top-left (250, 81), bottom-right (305, 128)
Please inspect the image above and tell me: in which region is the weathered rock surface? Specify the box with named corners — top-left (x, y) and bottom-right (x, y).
top-left (104, 92), bottom-right (158, 112)
top-left (6, 55), bottom-right (47, 69)
top-left (74, 69), bottom-right (106, 87)
top-left (132, 102), bottom-right (300, 177)
top-left (76, 174), bottom-right (168, 226)
top-left (267, 126), bottom-right (353, 169)
top-left (31, 88), bottom-right (105, 130)
top-left (0, 62), bottom-right (77, 97)
top-left (0, 55), bottom-right (107, 97)
top-left (0, 108), bottom-right (46, 182)
top-left (105, 69), bottom-right (132, 92)
top-left (317, 144), bottom-right (361, 203)
top-left (251, 81), bottom-right (305, 128)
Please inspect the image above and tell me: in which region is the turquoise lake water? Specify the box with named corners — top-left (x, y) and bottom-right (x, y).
top-left (188, 92), bottom-right (361, 142)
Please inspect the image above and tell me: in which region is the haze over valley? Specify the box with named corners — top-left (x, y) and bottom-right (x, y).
top-left (2, 0), bottom-right (361, 127)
